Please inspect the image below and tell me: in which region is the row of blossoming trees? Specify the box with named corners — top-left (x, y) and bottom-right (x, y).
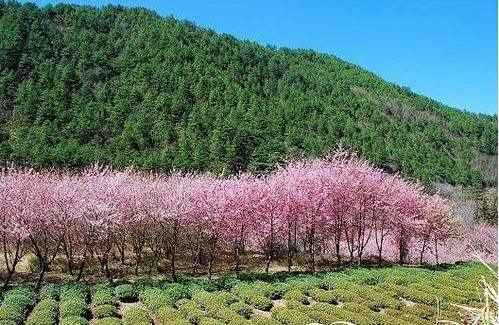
top-left (0, 151), bottom-right (470, 287)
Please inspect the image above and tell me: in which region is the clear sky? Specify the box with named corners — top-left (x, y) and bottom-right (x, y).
top-left (26, 0), bottom-right (498, 115)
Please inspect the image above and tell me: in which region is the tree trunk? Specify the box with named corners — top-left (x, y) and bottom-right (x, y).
top-left (2, 269), bottom-right (15, 289)
top-left (309, 223), bottom-right (316, 272)
top-left (35, 267), bottom-right (47, 291)
top-left (76, 243), bottom-right (90, 281)
top-left (287, 222), bottom-right (293, 273)
top-left (335, 239), bottom-right (341, 269)
top-left (434, 237), bottom-right (439, 266)
top-left (419, 237), bottom-right (428, 266)
top-left (208, 254), bottom-right (214, 279)
top-left (171, 250), bottom-right (177, 282)
top-left (234, 244), bottom-right (241, 277)
top-left (105, 258), bottom-right (112, 284)
top-left (398, 226), bottom-right (407, 265)
top-left (265, 254), bottom-right (271, 275)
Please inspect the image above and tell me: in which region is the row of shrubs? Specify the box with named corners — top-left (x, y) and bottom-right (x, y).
top-left (91, 283), bottom-right (121, 325)
top-left (0, 286), bottom-right (36, 324)
top-left (25, 299), bottom-right (58, 325)
top-left (59, 282), bottom-right (88, 325)
top-left (0, 264), bottom-right (484, 324)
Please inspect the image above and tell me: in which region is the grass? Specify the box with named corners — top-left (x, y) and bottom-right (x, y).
top-left (0, 262), bottom-right (494, 324)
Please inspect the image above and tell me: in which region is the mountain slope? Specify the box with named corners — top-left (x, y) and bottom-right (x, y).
top-left (0, 2), bottom-right (497, 187)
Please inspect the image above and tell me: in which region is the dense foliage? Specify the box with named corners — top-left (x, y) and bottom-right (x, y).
top-left (0, 2), bottom-right (496, 188)
top-left (1, 150), bottom-right (496, 288)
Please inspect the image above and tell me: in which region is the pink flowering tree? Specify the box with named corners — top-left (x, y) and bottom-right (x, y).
top-left (251, 176), bottom-right (286, 274)
top-left (24, 173), bottom-right (65, 289)
top-left (0, 148), bottom-right (468, 282)
top-left (0, 169), bottom-right (31, 287)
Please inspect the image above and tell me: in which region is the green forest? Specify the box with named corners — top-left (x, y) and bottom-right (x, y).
top-left (0, 2), bottom-right (497, 188)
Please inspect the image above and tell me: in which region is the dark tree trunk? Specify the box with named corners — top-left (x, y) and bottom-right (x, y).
top-left (265, 254), bottom-right (271, 275)
top-left (208, 254), bottom-right (214, 279)
top-left (419, 236), bottom-right (429, 266)
top-left (287, 221), bottom-right (293, 273)
top-left (2, 269), bottom-right (15, 289)
top-left (398, 226), bottom-right (407, 265)
top-left (35, 267), bottom-right (47, 291)
top-left (234, 244), bottom-right (241, 276)
top-left (434, 237), bottom-right (439, 266)
top-left (171, 251), bottom-right (177, 282)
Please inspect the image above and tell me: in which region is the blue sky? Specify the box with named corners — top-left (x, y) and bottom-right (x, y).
top-left (27, 0), bottom-right (498, 115)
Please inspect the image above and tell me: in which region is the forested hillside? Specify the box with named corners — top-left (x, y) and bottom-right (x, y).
top-left (0, 2), bottom-right (497, 187)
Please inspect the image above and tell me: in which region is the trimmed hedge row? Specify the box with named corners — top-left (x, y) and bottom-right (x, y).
top-left (191, 291), bottom-right (249, 324)
top-left (91, 283), bottom-right (120, 324)
top-left (59, 282), bottom-right (88, 324)
top-left (122, 306), bottom-right (151, 325)
top-left (25, 299), bottom-right (58, 325)
top-left (40, 284), bottom-right (59, 301)
top-left (114, 284), bottom-right (137, 303)
top-left (155, 306), bottom-right (190, 325)
top-left (177, 299), bottom-right (207, 324)
top-left (230, 283), bottom-right (273, 311)
top-left (0, 286), bottom-right (36, 324)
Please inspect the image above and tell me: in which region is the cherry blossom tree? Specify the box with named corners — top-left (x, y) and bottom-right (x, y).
top-left (0, 148), bottom-right (467, 283)
top-left (0, 168), bottom-right (31, 287)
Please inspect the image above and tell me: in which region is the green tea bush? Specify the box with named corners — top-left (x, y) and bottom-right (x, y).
top-left (309, 302), bottom-right (371, 325)
top-left (183, 278), bottom-right (217, 293)
top-left (372, 312), bottom-right (412, 325)
top-left (133, 278), bottom-right (158, 294)
top-left (25, 299), bottom-right (58, 325)
top-left (139, 288), bottom-right (172, 310)
top-left (308, 288), bottom-right (336, 304)
top-left (60, 299), bottom-right (88, 318)
top-left (230, 301), bottom-right (253, 319)
top-left (404, 304), bottom-right (437, 320)
top-left (250, 314), bottom-right (282, 325)
top-left (92, 284), bottom-right (117, 307)
top-left (122, 306), bottom-right (151, 325)
top-left (191, 292), bottom-right (248, 324)
top-left (268, 283), bottom-right (288, 300)
top-left (92, 304), bottom-right (117, 319)
top-left (164, 284), bottom-right (190, 303)
top-left (328, 288), bottom-right (365, 304)
top-left (114, 284), bottom-right (137, 303)
top-left (342, 302), bottom-right (374, 316)
top-left (362, 290), bottom-right (405, 311)
top-left (155, 306), bottom-right (190, 325)
top-left (399, 286), bottom-right (438, 306)
top-left (40, 284), bottom-right (59, 300)
top-left (247, 295), bottom-right (273, 311)
top-left (283, 290), bottom-right (308, 305)
top-left (93, 283), bottom-right (112, 293)
top-left (93, 292), bottom-right (117, 307)
top-left (251, 281), bottom-right (275, 297)
top-left (59, 282), bottom-right (88, 320)
top-left (0, 287), bottom-right (36, 323)
top-left (59, 315), bottom-right (88, 325)
top-left (198, 317), bottom-right (225, 325)
top-left (284, 278), bottom-right (317, 295)
top-left (177, 299), bottom-right (207, 323)
top-left (384, 309), bottom-right (433, 325)
top-left (93, 317), bottom-right (122, 325)
top-left (306, 307), bottom-right (343, 323)
top-left (271, 305), bottom-right (314, 325)
top-left (231, 284), bottom-right (273, 311)
top-left (60, 282), bottom-right (87, 301)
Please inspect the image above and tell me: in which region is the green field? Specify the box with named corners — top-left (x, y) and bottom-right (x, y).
top-left (0, 263), bottom-right (493, 324)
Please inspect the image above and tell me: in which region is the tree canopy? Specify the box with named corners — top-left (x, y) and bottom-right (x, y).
top-left (0, 2), bottom-right (496, 188)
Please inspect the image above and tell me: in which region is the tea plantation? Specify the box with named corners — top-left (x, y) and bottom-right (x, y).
top-left (0, 263), bottom-right (492, 324)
